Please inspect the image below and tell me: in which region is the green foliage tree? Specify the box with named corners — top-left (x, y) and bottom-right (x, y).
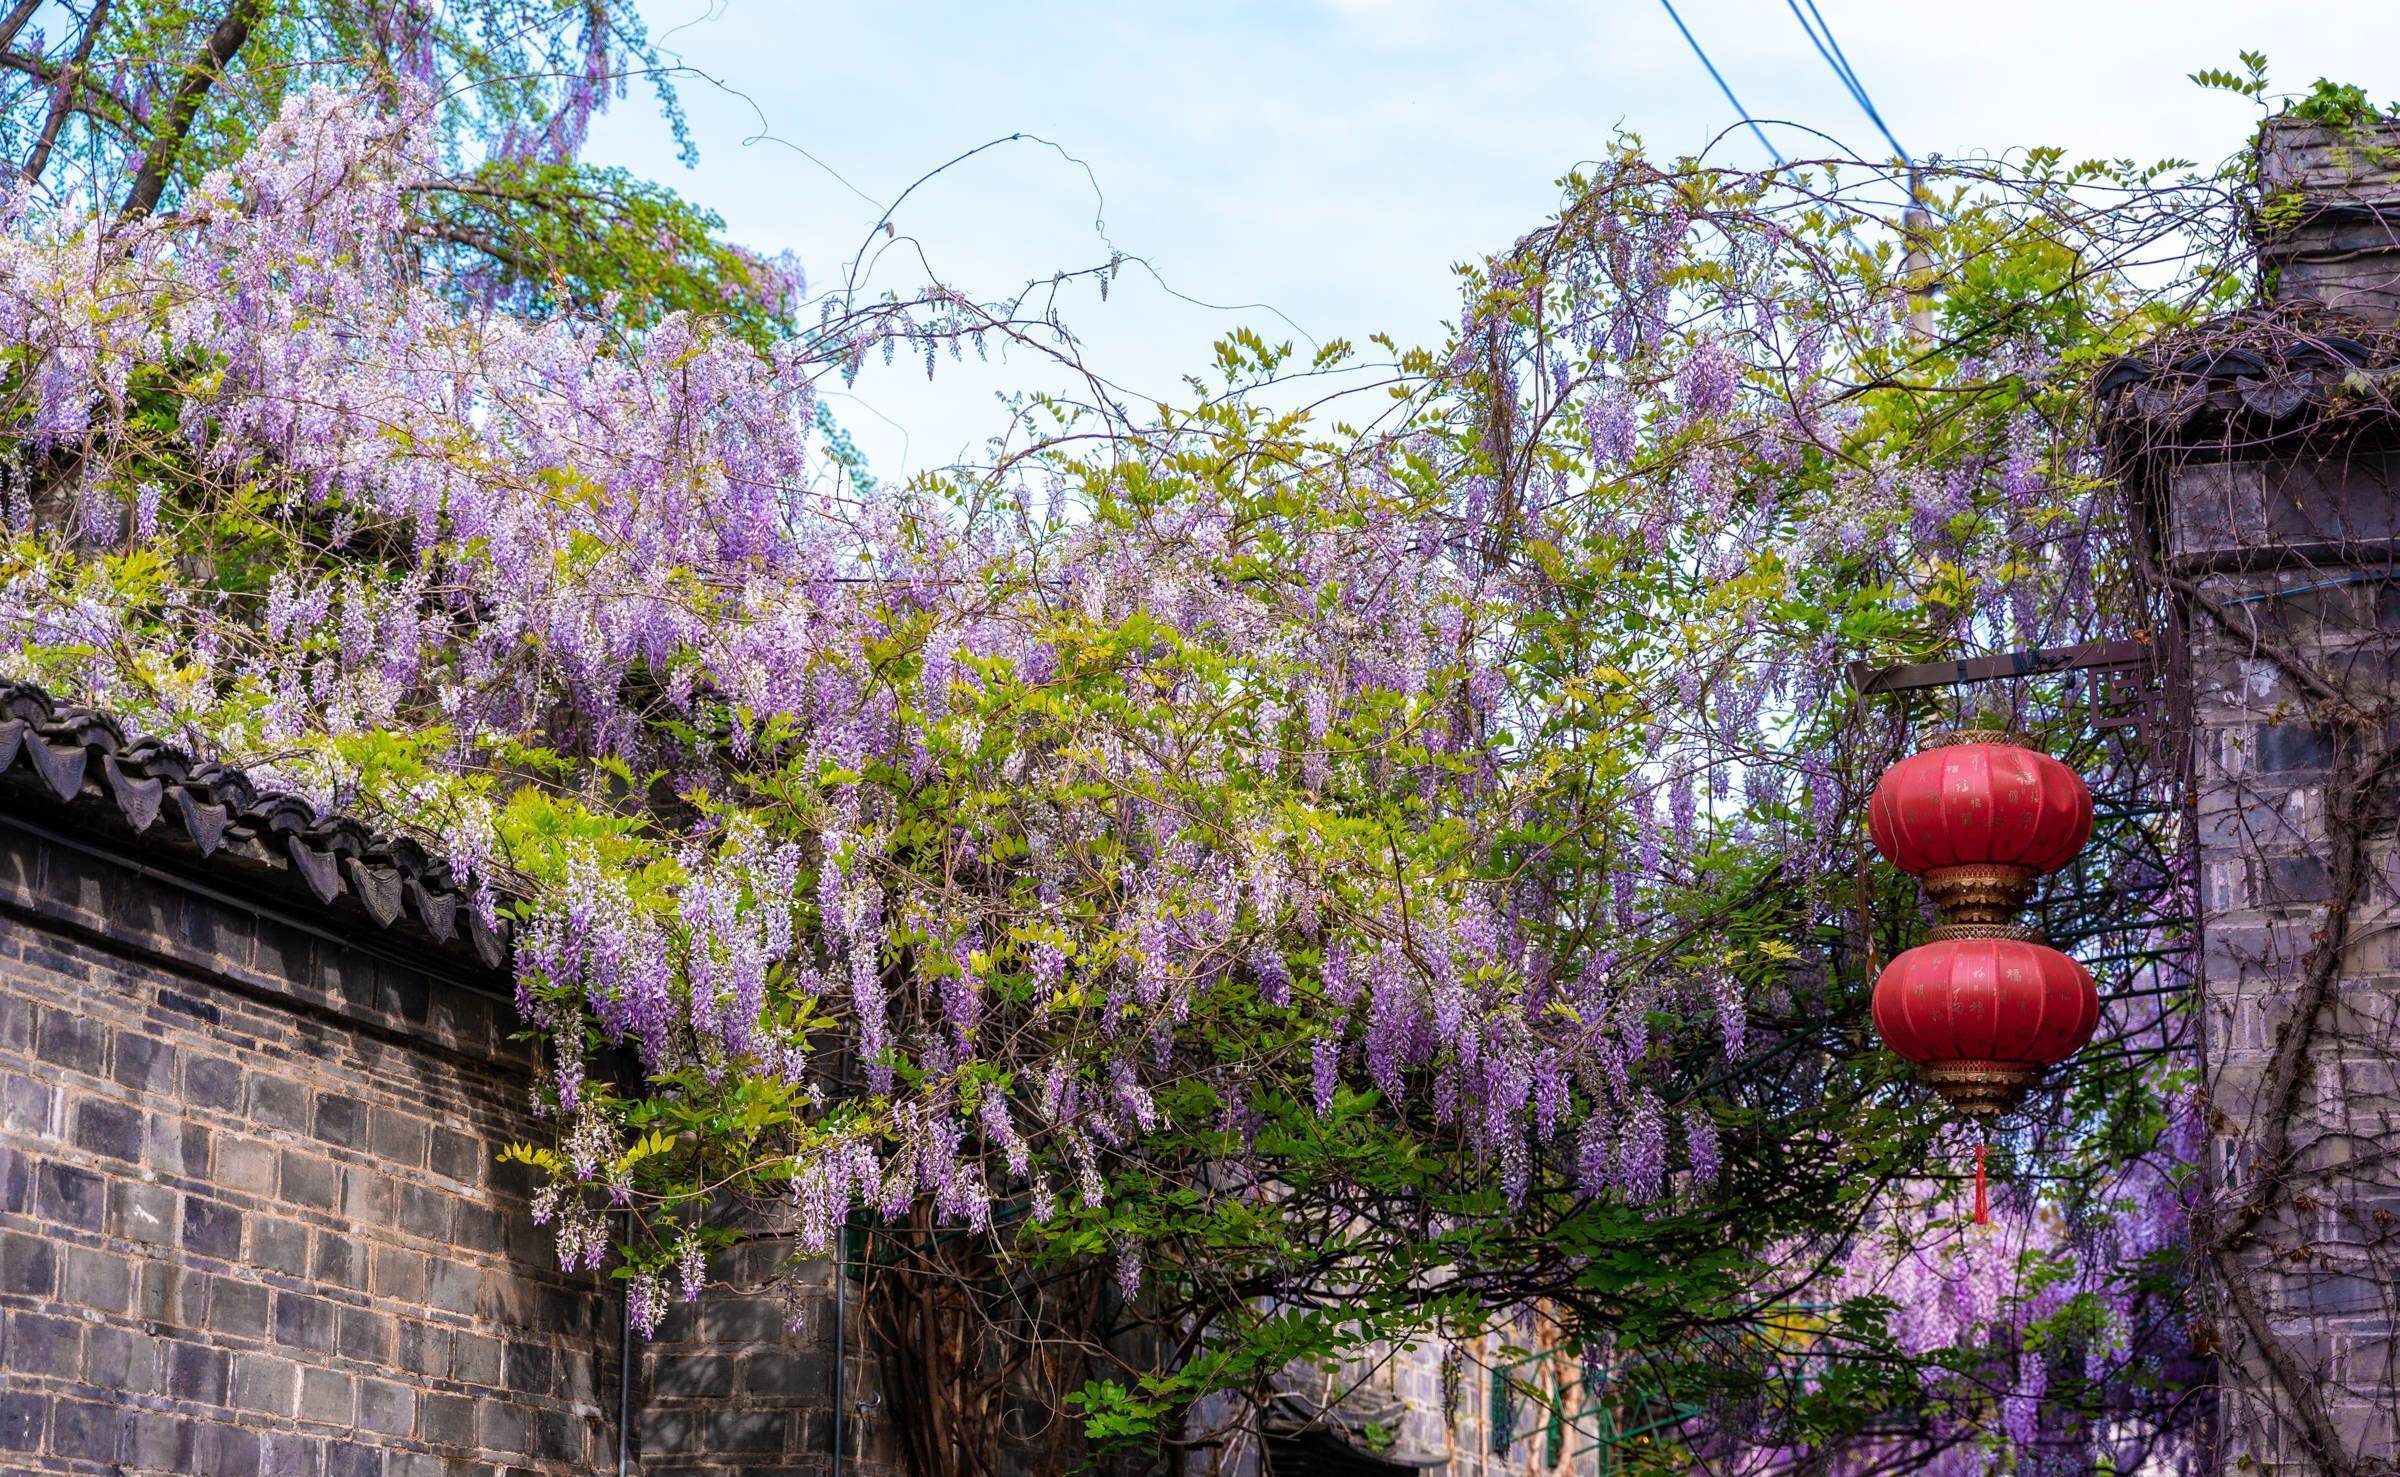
top-left (0, 0), bottom-right (792, 338)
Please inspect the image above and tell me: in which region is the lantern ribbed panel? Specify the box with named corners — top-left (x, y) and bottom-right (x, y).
top-left (1871, 938), bottom-right (2100, 1068)
top-left (1868, 742), bottom-right (2093, 877)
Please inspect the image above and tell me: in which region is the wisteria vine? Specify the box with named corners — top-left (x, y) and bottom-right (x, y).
top-left (0, 37), bottom-right (2259, 1471)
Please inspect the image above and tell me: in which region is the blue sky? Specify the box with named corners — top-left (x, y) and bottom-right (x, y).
top-left (586, 1), bottom-right (2400, 475)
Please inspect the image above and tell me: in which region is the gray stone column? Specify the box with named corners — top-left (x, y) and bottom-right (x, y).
top-left (2144, 116), bottom-right (2400, 1475)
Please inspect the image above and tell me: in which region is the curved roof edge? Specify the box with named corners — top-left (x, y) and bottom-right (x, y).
top-left (0, 680), bottom-right (511, 976)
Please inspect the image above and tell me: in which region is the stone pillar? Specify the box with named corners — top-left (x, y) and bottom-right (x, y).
top-left (2150, 115), bottom-right (2400, 1475)
top-left (2257, 116), bottom-right (2400, 321)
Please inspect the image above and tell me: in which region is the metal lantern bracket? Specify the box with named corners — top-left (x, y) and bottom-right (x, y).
top-left (1845, 636), bottom-right (2153, 697)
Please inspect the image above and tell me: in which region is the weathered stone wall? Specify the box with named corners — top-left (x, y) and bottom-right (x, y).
top-left (2142, 113), bottom-right (2400, 1477)
top-left (2258, 117), bottom-right (2400, 323)
top-left (639, 1234), bottom-right (900, 1476)
top-left (2178, 558), bottom-right (2400, 1471)
top-left (1192, 1329), bottom-right (1599, 1476)
top-left (2167, 448), bottom-right (2400, 1473)
top-left (0, 815), bottom-right (619, 1476)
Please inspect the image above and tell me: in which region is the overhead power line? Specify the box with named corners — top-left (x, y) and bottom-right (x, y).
top-left (1654, 0), bottom-right (1785, 167)
top-left (1784, 0), bottom-right (1911, 168)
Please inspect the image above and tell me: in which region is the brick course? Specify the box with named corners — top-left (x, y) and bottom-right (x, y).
top-left (2111, 115), bottom-right (2400, 1473)
top-left (0, 819), bottom-right (613, 1475)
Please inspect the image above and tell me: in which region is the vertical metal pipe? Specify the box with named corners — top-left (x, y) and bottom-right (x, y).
top-left (831, 1221), bottom-right (847, 1477)
top-left (618, 1213), bottom-right (635, 1477)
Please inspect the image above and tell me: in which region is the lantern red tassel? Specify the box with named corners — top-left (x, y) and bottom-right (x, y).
top-left (1973, 1142), bottom-right (1989, 1226)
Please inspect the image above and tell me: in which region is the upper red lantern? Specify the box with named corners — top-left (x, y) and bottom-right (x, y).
top-left (1871, 934), bottom-right (2100, 1118)
top-left (1868, 732), bottom-right (2092, 923)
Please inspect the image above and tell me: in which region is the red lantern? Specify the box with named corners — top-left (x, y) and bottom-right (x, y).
top-left (1871, 933), bottom-right (2100, 1119)
top-left (1868, 730), bottom-right (2092, 924)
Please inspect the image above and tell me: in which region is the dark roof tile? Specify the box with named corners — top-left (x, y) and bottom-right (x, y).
top-left (0, 679), bottom-right (511, 974)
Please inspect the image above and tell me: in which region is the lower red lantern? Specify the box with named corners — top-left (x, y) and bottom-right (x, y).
top-left (1870, 931), bottom-right (2100, 1120)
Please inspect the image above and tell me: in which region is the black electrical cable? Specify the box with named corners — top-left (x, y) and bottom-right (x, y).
top-left (1784, 0), bottom-right (1912, 167)
top-left (1655, 0), bottom-right (1785, 167)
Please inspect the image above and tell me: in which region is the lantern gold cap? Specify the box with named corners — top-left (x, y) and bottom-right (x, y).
top-left (1918, 726), bottom-right (2033, 751)
top-left (1919, 863), bottom-right (2037, 926)
top-left (1923, 921), bottom-right (2043, 944)
top-left (1920, 1060), bottom-right (2045, 1120)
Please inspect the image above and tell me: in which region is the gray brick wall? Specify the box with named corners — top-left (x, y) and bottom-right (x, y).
top-left (1191, 1330), bottom-right (1600, 1476)
top-left (2132, 115), bottom-right (2400, 1475)
top-left (0, 819), bottom-right (617, 1476)
top-left (2173, 553), bottom-right (2400, 1473)
top-left (639, 1236), bottom-right (901, 1476)
top-left (0, 748), bottom-right (1599, 1477)
top-left (2153, 426), bottom-right (2400, 1477)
